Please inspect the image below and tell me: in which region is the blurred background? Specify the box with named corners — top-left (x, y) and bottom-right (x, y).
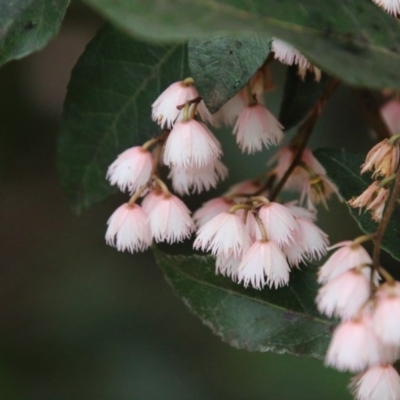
top-left (0, 2), bottom-right (386, 399)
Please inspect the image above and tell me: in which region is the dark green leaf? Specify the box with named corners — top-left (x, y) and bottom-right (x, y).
top-left (58, 26), bottom-right (190, 212)
top-left (84, 0), bottom-right (400, 90)
top-left (279, 66), bottom-right (331, 130)
top-left (0, 0), bottom-right (68, 67)
top-left (188, 35), bottom-right (271, 113)
top-left (314, 148), bottom-right (400, 262)
top-left (154, 249), bottom-right (333, 359)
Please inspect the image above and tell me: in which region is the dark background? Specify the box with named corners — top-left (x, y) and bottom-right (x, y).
top-left (0, 2), bottom-right (382, 399)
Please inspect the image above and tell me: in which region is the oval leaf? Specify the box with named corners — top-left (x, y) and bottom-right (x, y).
top-left (84, 0), bottom-right (400, 90)
top-left (188, 34), bottom-right (271, 113)
top-left (314, 148), bottom-right (400, 262)
top-left (154, 249), bottom-right (333, 359)
top-left (0, 0), bottom-right (68, 67)
top-left (279, 66), bottom-right (331, 130)
top-left (58, 26), bottom-right (190, 212)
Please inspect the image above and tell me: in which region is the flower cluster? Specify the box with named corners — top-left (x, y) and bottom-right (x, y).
top-left (348, 137), bottom-right (400, 221)
top-left (317, 239), bottom-right (400, 400)
top-left (193, 189), bottom-right (329, 289)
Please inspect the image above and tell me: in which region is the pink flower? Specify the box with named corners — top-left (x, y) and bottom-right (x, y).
top-left (233, 104), bottom-right (284, 153)
top-left (381, 99), bottom-right (400, 134)
top-left (300, 173), bottom-right (341, 211)
top-left (148, 193), bottom-right (195, 243)
top-left (214, 90), bottom-right (247, 127)
top-left (316, 269), bottom-right (371, 320)
top-left (169, 159), bottom-right (228, 195)
top-left (372, 283), bottom-right (400, 346)
top-left (281, 240), bottom-right (307, 267)
top-left (272, 147), bottom-right (326, 192)
top-left (271, 38), bottom-right (320, 81)
top-left (193, 212), bottom-right (251, 258)
top-left (106, 146), bottom-right (153, 193)
top-left (318, 241), bottom-right (372, 284)
top-left (163, 119), bottom-right (222, 170)
top-left (238, 240), bottom-right (290, 289)
top-left (151, 79), bottom-right (199, 128)
top-left (294, 217), bottom-right (329, 260)
top-left (348, 181), bottom-right (382, 210)
top-left (141, 189), bottom-right (162, 214)
top-left (350, 364), bottom-right (400, 400)
top-left (258, 202), bottom-right (297, 246)
top-left (325, 318), bottom-right (384, 373)
top-left (193, 197), bottom-right (235, 228)
top-left (215, 254), bottom-right (241, 280)
top-left (361, 139), bottom-right (399, 178)
top-left (271, 38), bottom-right (309, 69)
top-left (372, 0), bottom-right (400, 15)
top-left (105, 203), bottom-right (152, 253)
top-left (367, 186), bottom-right (389, 222)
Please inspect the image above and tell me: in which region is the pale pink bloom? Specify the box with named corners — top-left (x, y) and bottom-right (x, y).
top-left (318, 241), bottom-right (372, 284)
top-left (141, 189), bottom-right (163, 215)
top-left (152, 80), bottom-right (199, 128)
top-left (381, 99), bottom-right (400, 134)
top-left (148, 193), bottom-right (195, 243)
top-left (372, 0), bottom-right (400, 15)
top-left (272, 146), bottom-right (326, 192)
top-left (281, 240), bottom-right (307, 267)
top-left (193, 212), bottom-right (251, 258)
top-left (300, 173), bottom-right (341, 210)
top-left (271, 38), bottom-right (309, 69)
top-left (214, 90), bottom-right (247, 126)
top-left (348, 181), bottom-right (381, 211)
top-left (295, 217), bottom-right (329, 260)
top-left (233, 103), bottom-right (284, 153)
top-left (197, 100), bottom-right (214, 125)
top-left (215, 254), bottom-right (241, 280)
top-left (105, 203), bottom-right (152, 253)
top-left (325, 318), bottom-right (384, 373)
top-left (106, 146), bottom-right (153, 193)
top-left (169, 159), bottom-right (228, 195)
top-left (236, 208), bottom-right (258, 241)
top-left (367, 186), bottom-right (389, 222)
top-left (258, 202), bottom-right (297, 246)
top-left (271, 38), bottom-right (321, 81)
top-left (373, 282), bottom-right (400, 346)
top-left (361, 139), bottom-right (399, 178)
top-left (163, 119), bottom-right (222, 169)
top-left (238, 240), bottom-right (290, 290)
top-left (351, 364), bottom-right (400, 400)
top-left (317, 269), bottom-right (371, 320)
top-left (193, 197), bottom-right (235, 228)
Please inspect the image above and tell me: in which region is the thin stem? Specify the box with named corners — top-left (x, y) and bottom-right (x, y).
top-left (352, 234), bottom-right (375, 247)
top-left (379, 174), bottom-right (396, 188)
top-left (269, 79), bottom-right (340, 202)
top-left (153, 176), bottom-right (171, 197)
top-left (372, 167), bottom-right (400, 272)
top-left (176, 96), bottom-right (202, 110)
top-left (128, 184), bottom-right (150, 207)
top-left (229, 203), bottom-right (253, 214)
top-left (377, 266), bottom-right (396, 284)
top-left (254, 213), bottom-right (268, 241)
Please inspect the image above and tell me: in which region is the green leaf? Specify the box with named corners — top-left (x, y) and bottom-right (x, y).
top-left (154, 249), bottom-right (333, 359)
top-left (58, 26), bottom-right (190, 212)
top-left (314, 148), bottom-right (400, 262)
top-left (0, 0), bottom-right (69, 67)
top-left (84, 0), bottom-right (400, 91)
top-left (188, 35), bottom-right (271, 113)
top-left (279, 66), bottom-right (331, 131)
